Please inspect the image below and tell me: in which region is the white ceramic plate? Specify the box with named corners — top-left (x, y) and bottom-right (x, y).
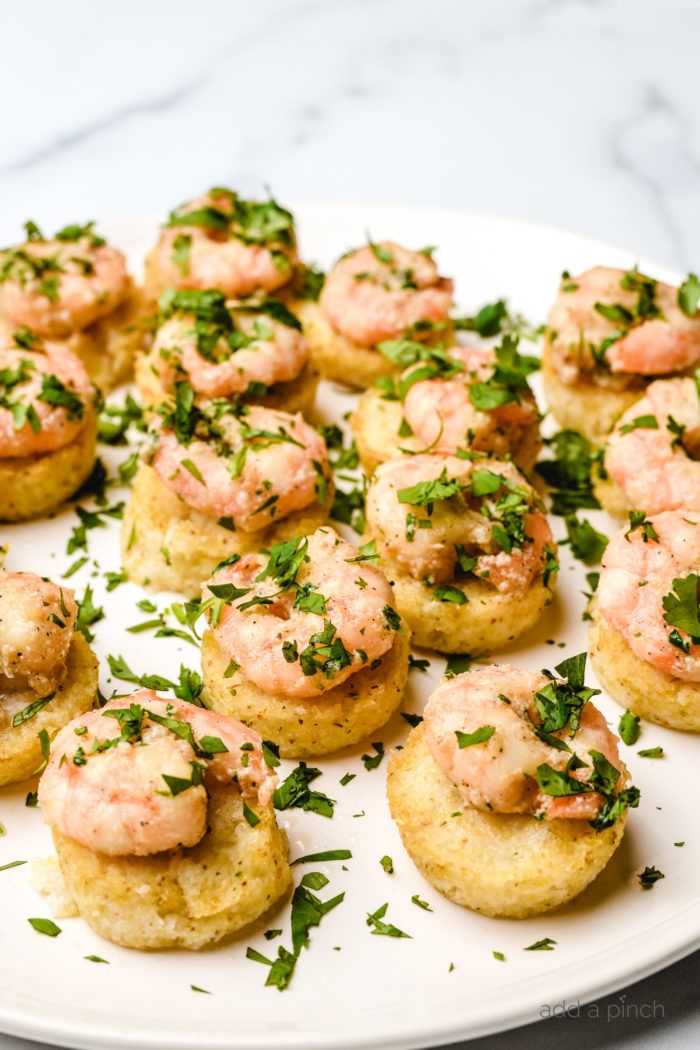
top-left (0, 204), bottom-right (698, 1050)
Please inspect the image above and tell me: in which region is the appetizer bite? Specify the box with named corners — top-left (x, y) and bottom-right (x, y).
top-left (298, 241), bottom-right (453, 389)
top-left (136, 289), bottom-right (317, 417)
top-left (201, 527), bottom-right (410, 757)
top-left (0, 332), bottom-right (97, 521)
top-left (144, 188), bottom-right (299, 304)
top-left (37, 691), bottom-right (289, 950)
top-left (0, 220), bottom-right (143, 391)
top-left (594, 376), bottom-right (700, 517)
top-left (0, 570), bottom-right (98, 786)
top-left (543, 266), bottom-right (700, 442)
top-left (589, 509), bottom-right (700, 731)
top-left (351, 336), bottom-right (541, 475)
top-left (122, 390), bottom-right (332, 595)
top-left (387, 658), bottom-right (638, 918)
top-left (364, 454), bottom-right (558, 653)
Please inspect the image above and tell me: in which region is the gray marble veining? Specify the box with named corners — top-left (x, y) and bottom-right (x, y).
top-left (0, 0), bottom-right (696, 272)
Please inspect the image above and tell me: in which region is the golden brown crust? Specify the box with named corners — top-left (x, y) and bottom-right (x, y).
top-left (0, 410), bottom-right (97, 522)
top-left (201, 625), bottom-right (411, 758)
top-left (50, 784), bottom-right (290, 950)
top-left (121, 464), bottom-right (333, 596)
top-left (0, 633), bottom-right (98, 787)
top-left (297, 301), bottom-right (453, 392)
top-left (386, 725), bottom-right (626, 918)
top-left (589, 603), bottom-right (700, 732)
top-left (368, 553), bottom-right (554, 655)
top-left (541, 345), bottom-right (641, 443)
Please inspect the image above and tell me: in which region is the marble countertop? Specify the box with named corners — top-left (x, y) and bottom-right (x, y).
top-left (0, 0), bottom-right (698, 1047)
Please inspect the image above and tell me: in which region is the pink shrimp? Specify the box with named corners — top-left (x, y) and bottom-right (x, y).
top-left (402, 344), bottom-right (538, 455)
top-left (151, 403), bottom-right (329, 530)
top-left (38, 690), bottom-right (277, 856)
top-left (423, 663), bottom-right (625, 821)
top-left (0, 337), bottom-right (94, 458)
top-left (319, 242), bottom-right (453, 346)
top-left (604, 377), bottom-right (700, 514)
top-left (365, 454), bottom-right (554, 591)
top-left (547, 266), bottom-right (700, 383)
top-left (204, 527), bottom-right (398, 698)
top-left (0, 222), bottom-right (129, 338)
top-left (0, 570), bottom-right (77, 695)
top-left (152, 293), bottom-right (307, 398)
top-left (151, 189), bottom-right (298, 298)
top-left (596, 510), bottom-right (700, 681)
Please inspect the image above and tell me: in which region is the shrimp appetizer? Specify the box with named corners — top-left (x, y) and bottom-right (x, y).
top-left (0, 332), bottom-right (97, 521)
top-left (364, 454), bottom-right (558, 653)
top-left (0, 570), bottom-right (98, 786)
top-left (387, 657), bottom-right (638, 918)
top-left (122, 389), bottom-right (332, 594)
top-left (298, 241), bottom-right (453, 390)
top-left (136, 289), bottom-right (317, 417)
top-left (351, 335), bottom-right (541, 475)
top-left (594, 376), bottom-right (700, 518)
top-left (543, 266), bottom-right (700, 442)
top-left (201, 527), bottom-right (411, 757)
top-left (0, 220), bottom-right (143, 391)
top-left (590, 509), bottom-right (700, 731)
top-left (144, 188), bottom-right (299, 304)
top-left (37, 691), bottom-right (289, 950)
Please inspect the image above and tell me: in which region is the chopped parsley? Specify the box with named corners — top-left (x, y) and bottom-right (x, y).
top-left (28, 917), bottom-right (61, 938)
top-left (535, 429), bottom-right (601, 516)
top-left (361, 742), bottom-right (385, 771)
top-left (366, 903), bottom-right (411, 939)
top-left (273, 763), bottom-right (335, 817)
top-left (678, 273), bottom-right (700, 317)
top-left (455, 725), bottom-right (495, 748)
top-left (638, 866), bottom-right (665, 889)
top-left (625, 511), bottom-right (660, 544)
top-left (618, 710), bottom-right (641, 746)
top-left (290, 849), bottom-right (352, 866)
top-left (563, 515), bottom-right (608, 565)
top-left (662, 574), bottom-right (700, 643)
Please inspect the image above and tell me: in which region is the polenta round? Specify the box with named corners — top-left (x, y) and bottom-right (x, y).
top-left (201, 625), bottom-right (410, 758)
top-left (387, 725), bottom-right (627, 919)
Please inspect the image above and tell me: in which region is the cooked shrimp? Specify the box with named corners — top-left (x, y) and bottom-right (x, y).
top-left (365, 454), bottom-right (553, 591)
top-left (605, 377), bottom-right (700, 514)
top-left (152, 189), bottom-right (298, 298)
top-left (204, 527), bottom-right (398, 698)
top-left (596, 509), bottom-right (700, 681)
top-left (0, 571), bottom-right (77, 694)
top-left (38, 690), bottom-right (277, 856)
top-left (0, 338), bottom-right (93, 458)
top-left (0, 222), bottom-right (129, 338)
top-left (402, 343), bottom-right (539, 455)
top-left (151, 401), bottom-right (329, 530)
top-left (423, 663), bottom-right (625, 821)
top-left (153, 291), bottom-right (307, 398)
top-left (547, 266), bottom-right (700, 383)
top-left (319, 242), bottom-right (453, 346)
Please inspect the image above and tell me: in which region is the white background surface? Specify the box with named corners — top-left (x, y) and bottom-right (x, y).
top-left (0, 1), bottom-right (698, 1047)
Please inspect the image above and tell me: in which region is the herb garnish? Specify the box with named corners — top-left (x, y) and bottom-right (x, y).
top-left (273, 763), bottom-right (335, 817)
top-left (366, 903), bottom-right (411, 939)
